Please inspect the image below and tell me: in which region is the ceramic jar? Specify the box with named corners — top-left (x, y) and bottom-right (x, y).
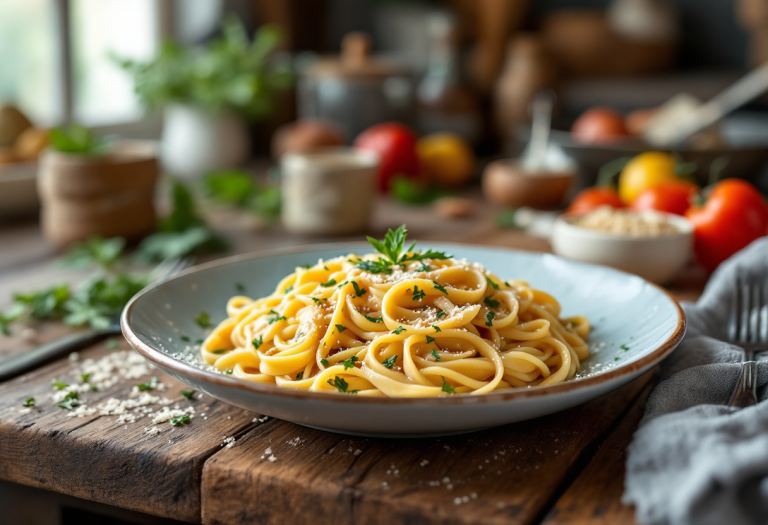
top-left (38, 140), bottom-right (158, 247)
top-left (281, 148), bottom-right (378, 236)
top-left (161, 103), bottom-right (250, 179)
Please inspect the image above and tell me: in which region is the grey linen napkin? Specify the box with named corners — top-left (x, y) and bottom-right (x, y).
top-left (623, 237), bottom-right (768, 525)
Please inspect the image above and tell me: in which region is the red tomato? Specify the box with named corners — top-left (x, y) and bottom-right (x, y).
top-left (571, 107), bottom-right (630, 145)
top-left (631, 181), bottom-right (699, 216)
top-left (354, 123), bottom-right (421, 192)
top-left (567, 187), bottom-right (625, 215)
top-left (685, 179), bottom-right (768, 272)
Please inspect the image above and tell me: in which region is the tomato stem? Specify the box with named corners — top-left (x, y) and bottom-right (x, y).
top-left (709, 157), bottom-right (729, 187)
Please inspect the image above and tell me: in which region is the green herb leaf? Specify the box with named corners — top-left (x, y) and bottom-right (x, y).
top-left (335, 324), bottom-right (347, 333)
top-left (621, 344), bottom-right (629, 351)
top-left (382, 354), bottom-right (398, 369)
top-left (269, 313), bottom-right (287, 324)
top-left (252, 336), bottom-right (263, 349)
top-left (224, 369), bottom-right (233, 375)
top-left (432, 281), bottom-right (448, 295)
top-left (485, 311), bottom-right (496, 327)
top-left (426, 335), bottom-right (435, 344)
top-left (436, 310), bottom-right (446, 319)
top-left (236, 283), bottom-right (247, 293)
top-left (364, 226), bottom-right (451, 270)
top-left (22, 397), bottom-right (35, 407)
top-left (342, 356), bottom-right (359, 370)
top-left (80, 373), bottom-right (90, 383)
top-left (392, 326), bottom-right (406, 335)
top-left (418, 263), bottom-right (431, 272)
top-left (170, 414), bottom-right (191, 427)
top-left (391, 177), bottom-right (452, 205)
top-left (412, 286), bottom-right (426, 302)
top-left (320, 279), bottom-right (337, 288)
top-left (57, 391), bottom-right (80, 410)
top-left (195, 311), bottom-right (212, 329)
top-left (60, 236), bottom-right (125, 271)
top-left (441, 377), bottom-right (456, 394)
top-left (431, 349), bottom-right (441, 361)
top-left (136, 377), bottom-right (159, 392)
top-left (486, 277), bottom-right (499, 290)
top-left (49, 124), bottom-right (107, 156)
top-left (180, 335), bottom-right (190, 343)
top-left (284, 285), bottom-right (294, 293)
top-left (355, 258), bottom-right (393, 274)
top-left (433, 325), bottom-right (442, 333)
top-left (296, 372), bottom-right (303, 380)
top-left (327, 376), bottom-right (357, 394)
top-left (51, 379), bottom-right (69, 391)
top-left (352, 281), bottom-right (367, 297)
top-left (211, 349), bottom-right (228, 355)
top-left (181, 390), bottom-right (196, 401)
top-left (483, 297), bottom-right (500, 309)
top-left (364, 315), bottom-right (383, 323)
top-left (320, 358), bottom-right (330, 367)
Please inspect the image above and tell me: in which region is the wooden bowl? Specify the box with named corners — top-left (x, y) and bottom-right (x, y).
top-left (482, 159), bottom-right (575, 209)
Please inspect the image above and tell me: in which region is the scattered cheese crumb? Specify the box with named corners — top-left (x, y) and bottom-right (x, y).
top-left (68, 352), bottom-right (79, 363)
top-left (66, 405), bottom-right (96, 418)
top-left (222, 436), bottom-right (236, 448)
top-left (420, 460), bottom-right (429, 467)
top-left (18, 408), bottom-right (32, 415)
top-left (152, 406), bottom-right (194, 424)
top-left (145, 426), bottom-right (161, 435)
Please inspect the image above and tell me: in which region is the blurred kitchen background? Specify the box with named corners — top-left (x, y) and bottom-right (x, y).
top-left (2, 0), bottom-right (768, 267)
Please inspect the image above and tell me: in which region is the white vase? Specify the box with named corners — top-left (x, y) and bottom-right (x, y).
top-left (160, 103), bottom-right (250, 179)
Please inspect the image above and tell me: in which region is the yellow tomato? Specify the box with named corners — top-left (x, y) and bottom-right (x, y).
top-left (417, 133), bottom-right (475, 187)
top-left (618, 151), bottom-right (678, 204)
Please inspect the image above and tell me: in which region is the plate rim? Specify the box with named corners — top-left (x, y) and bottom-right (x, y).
top-left (121, 241), bottom-right (686, 406)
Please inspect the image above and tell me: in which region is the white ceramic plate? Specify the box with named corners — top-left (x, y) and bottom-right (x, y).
top-left (122, 243), bottom-right (685, 437)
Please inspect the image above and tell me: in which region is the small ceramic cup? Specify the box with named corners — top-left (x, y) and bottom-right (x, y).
top-left (281, 148), bottom-right (379, 235)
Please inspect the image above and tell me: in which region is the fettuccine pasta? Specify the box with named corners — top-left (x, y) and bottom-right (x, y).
top-left (202, 228), bottom-right (589, 397)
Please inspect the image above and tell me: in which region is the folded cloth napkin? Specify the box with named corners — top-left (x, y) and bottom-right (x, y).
top-left (623, 237), bottom-right (768, 525)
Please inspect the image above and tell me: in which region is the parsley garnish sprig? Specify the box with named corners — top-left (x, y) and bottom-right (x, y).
top-left (355, 226), bottom-right (450, 274)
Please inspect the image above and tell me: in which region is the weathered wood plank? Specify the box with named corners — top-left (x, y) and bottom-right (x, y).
top-left (541, 382), bottom-right (654, 525)
top-left (0, 338), bottom-right (262, 523)
top-left (200, 372), bottom-right (654, 525)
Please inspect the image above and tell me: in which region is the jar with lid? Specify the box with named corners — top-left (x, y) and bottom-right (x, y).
top-left (298, 32), bottom-right (414, 140)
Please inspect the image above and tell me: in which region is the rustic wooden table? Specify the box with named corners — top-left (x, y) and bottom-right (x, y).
top-left (0, 193), bottom-right (707, 525)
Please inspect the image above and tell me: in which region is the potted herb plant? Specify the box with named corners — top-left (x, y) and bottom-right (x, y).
top-left (118, 19), bottom-right (292, 179)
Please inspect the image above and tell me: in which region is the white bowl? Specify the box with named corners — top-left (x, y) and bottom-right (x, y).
top-left (551, 212), bottom-right (693, 284)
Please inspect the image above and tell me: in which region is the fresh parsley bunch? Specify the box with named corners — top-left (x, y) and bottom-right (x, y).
top-left (355, 225), bottom-right (451, 274)
top-left (0, 238), bottom-right (148, 334)
top-left (204, 169), bottom-right (281, 223)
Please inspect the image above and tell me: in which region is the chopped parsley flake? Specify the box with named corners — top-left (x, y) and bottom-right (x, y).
top-left (195, 339), bottom-right (204, 345)
top-left (284, 285), bottom-right (294, 293)
top-left (441, 377), bottom-right (456, 394)
top-left (311, 297), bottom-right (326, 304)
top-left (323, 265), bottom-right (329, 271)
top-left (485, 311), bottom-right (496, 327)
top-left (426, 335), bottom-right (436, 344)
top-left (412, 286), bottom-right (426, 301)
top-left (295, 372), bottom-right (304, 380)
top-left (418, 262), bottom-right (430, 272)
top-left (194, 311), bottom-right (212, 328)
top-left (181, 390), bottom-right (196, 400)
top-left (294, 331), bottom-right (303, 341)
top-left (269, 312), bottom-right (287, 324)
top-left (614, 357), bottom-right (620, 361)
top-left (180, 335), bottom-right (190, 342)
top-left (57, 391), bottom-right (80, 409)
top-left (335, 324), bottom-right (347, 333)
top-left (383, 354), bottom-right (398, 369)
top-left (486, 277), bottom-right (500, 290)
top-left (51, 379), bottom-right (69, 391)
top-left (236, 283), bottom-right (246, 293)
top-left (483, 297), bottom-right (500, 309)
top-left (320, 358), bottom-right (330, 367)
top-left (621, 344), bottom-right (629, 351)
top-left (433, 325), bottom-right (442, 333)
top-left (504, 281), bottom-right (511, 287)
top-left (364, 315), bottom-right (383, 323)
top-left (22, 397), bottom-right (35, 407)
top-left (320, 279), bottom-right (337, 287)
top-left (80, 373), bottom-right (90, 383)
top-left (327, 376), bottom-right (357, 394)
top-left (298, 264), bottom-right (312, 270)
top-left (431, 349), bottom-right (441, 361)
top-left (136, 377), bottom-right (159, 392)
top-left (436, 310), bottom-right (446, 319)
top-left (252, 336), bottom-right (263, 349)
top-left (106, 338), bottom-right (120, 350)
top-left (211, 349), bottom-right (227, 355)
top-left (352, 281), bottom-right (367, 297)
top-left (342, 356), bottom-right (359, 370)
top-left (224, 369), bottom-right (233, 375)
top-left (170, 415), bottom-right (191, 427)
top-left (392, 326), bottom-right (406, 335)
top-left (432, 281), bottom-right (448, 295)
